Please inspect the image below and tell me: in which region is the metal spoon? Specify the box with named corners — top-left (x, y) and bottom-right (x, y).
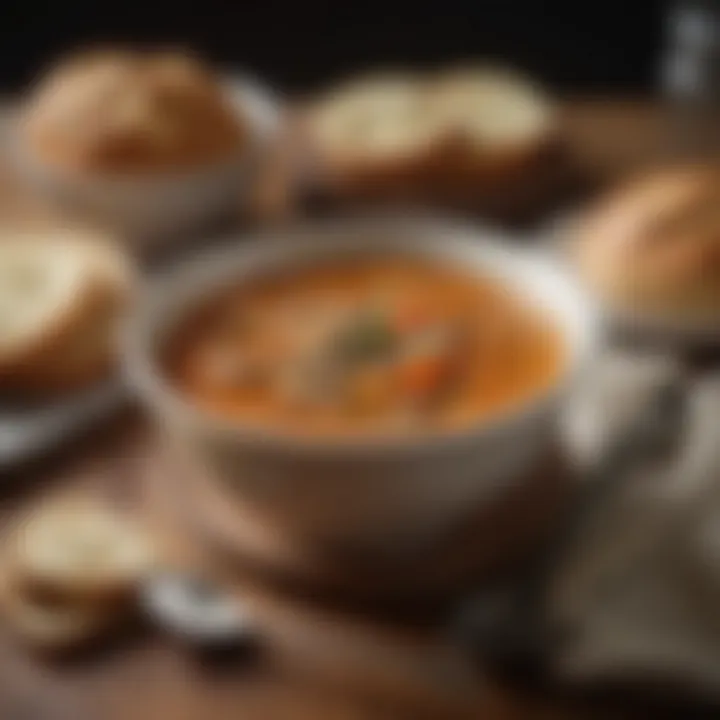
top-left (141, 570), bottom-right (256, 649)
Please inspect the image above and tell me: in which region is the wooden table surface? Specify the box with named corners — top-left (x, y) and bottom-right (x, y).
top-left (0, 99), bottom-right (700, 720)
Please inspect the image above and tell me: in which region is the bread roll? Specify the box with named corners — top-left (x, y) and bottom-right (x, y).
top-left (0, 573), bottom-right (114, 651)
top-left (6, 497), bottom-right (154, 607)
top-left (575, 165), bottom-right (720, 322)
top-left (0, 228), bottom-right (134, 393)
top-left (0, 496), bottom-right (155, 651)
top-left (21, 49), bottom-right (246, 174)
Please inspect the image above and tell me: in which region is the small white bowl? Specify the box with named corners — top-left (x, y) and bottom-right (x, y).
top-left (124, 217), bottom-right (599, 552)
top-left (10, 75), bottom-right (282, 251)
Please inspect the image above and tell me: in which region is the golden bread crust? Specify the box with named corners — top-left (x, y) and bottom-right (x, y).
top-left (21, 48), bottom-right (246, 174)
top-left (575, 165), bottom-right (720, 319)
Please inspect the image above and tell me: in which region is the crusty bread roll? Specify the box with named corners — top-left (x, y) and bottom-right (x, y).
top-left (21, 48), bottom-right (246, 174)
top-left (6, 497), bottom-right (154, 606)
top-left (574, 165), bottom-right (720, 322)
top-left (305, 66), bottom-right (556, 203)
top-left (0, 228), bottom-right (134, 393)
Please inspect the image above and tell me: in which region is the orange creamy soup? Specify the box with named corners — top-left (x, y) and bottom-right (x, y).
top-left (166, 257), bottom-right (565, 437)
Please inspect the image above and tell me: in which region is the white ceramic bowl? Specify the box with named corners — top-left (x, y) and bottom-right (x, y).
top-left (10, 76), bottom-right (281, 251)
top-left (124, 217), bottom-right (599, 552)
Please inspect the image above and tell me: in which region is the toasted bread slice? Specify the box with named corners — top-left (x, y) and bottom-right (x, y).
top-left (7, 496), bottom-right (154, 607)
top-left (0, 228), bottom-right (134, 393)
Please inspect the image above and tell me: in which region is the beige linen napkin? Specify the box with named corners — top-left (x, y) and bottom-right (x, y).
top-left (550, 352), bottom-right (720, 693)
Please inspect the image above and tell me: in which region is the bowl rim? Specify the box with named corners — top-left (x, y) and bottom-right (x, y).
top-left (123, 215), bottom-right (600, 458)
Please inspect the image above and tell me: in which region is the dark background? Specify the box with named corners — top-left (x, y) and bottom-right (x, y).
top-left (2, 1), bottom-right (666, 94)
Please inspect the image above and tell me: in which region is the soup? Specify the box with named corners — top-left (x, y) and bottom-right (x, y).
top-left (165, 257), bottom-right (565, 437)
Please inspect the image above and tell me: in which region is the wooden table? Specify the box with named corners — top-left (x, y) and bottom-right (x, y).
top-left (0, 99), bottom-right (699, 720)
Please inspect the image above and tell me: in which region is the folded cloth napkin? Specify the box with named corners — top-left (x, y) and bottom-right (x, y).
top-left (464, 350), bottom-right (720, 700)
top-left (551, 361), bottom-right (720, 694)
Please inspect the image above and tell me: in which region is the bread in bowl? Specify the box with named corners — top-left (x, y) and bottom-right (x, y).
top-left (20, 48), bottom-right (248, 175)
top-left (13, 49), bottom-right (279, 245)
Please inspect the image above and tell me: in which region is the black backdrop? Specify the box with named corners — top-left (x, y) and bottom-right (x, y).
top-left (2, 1), bottom-right (665, 94)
